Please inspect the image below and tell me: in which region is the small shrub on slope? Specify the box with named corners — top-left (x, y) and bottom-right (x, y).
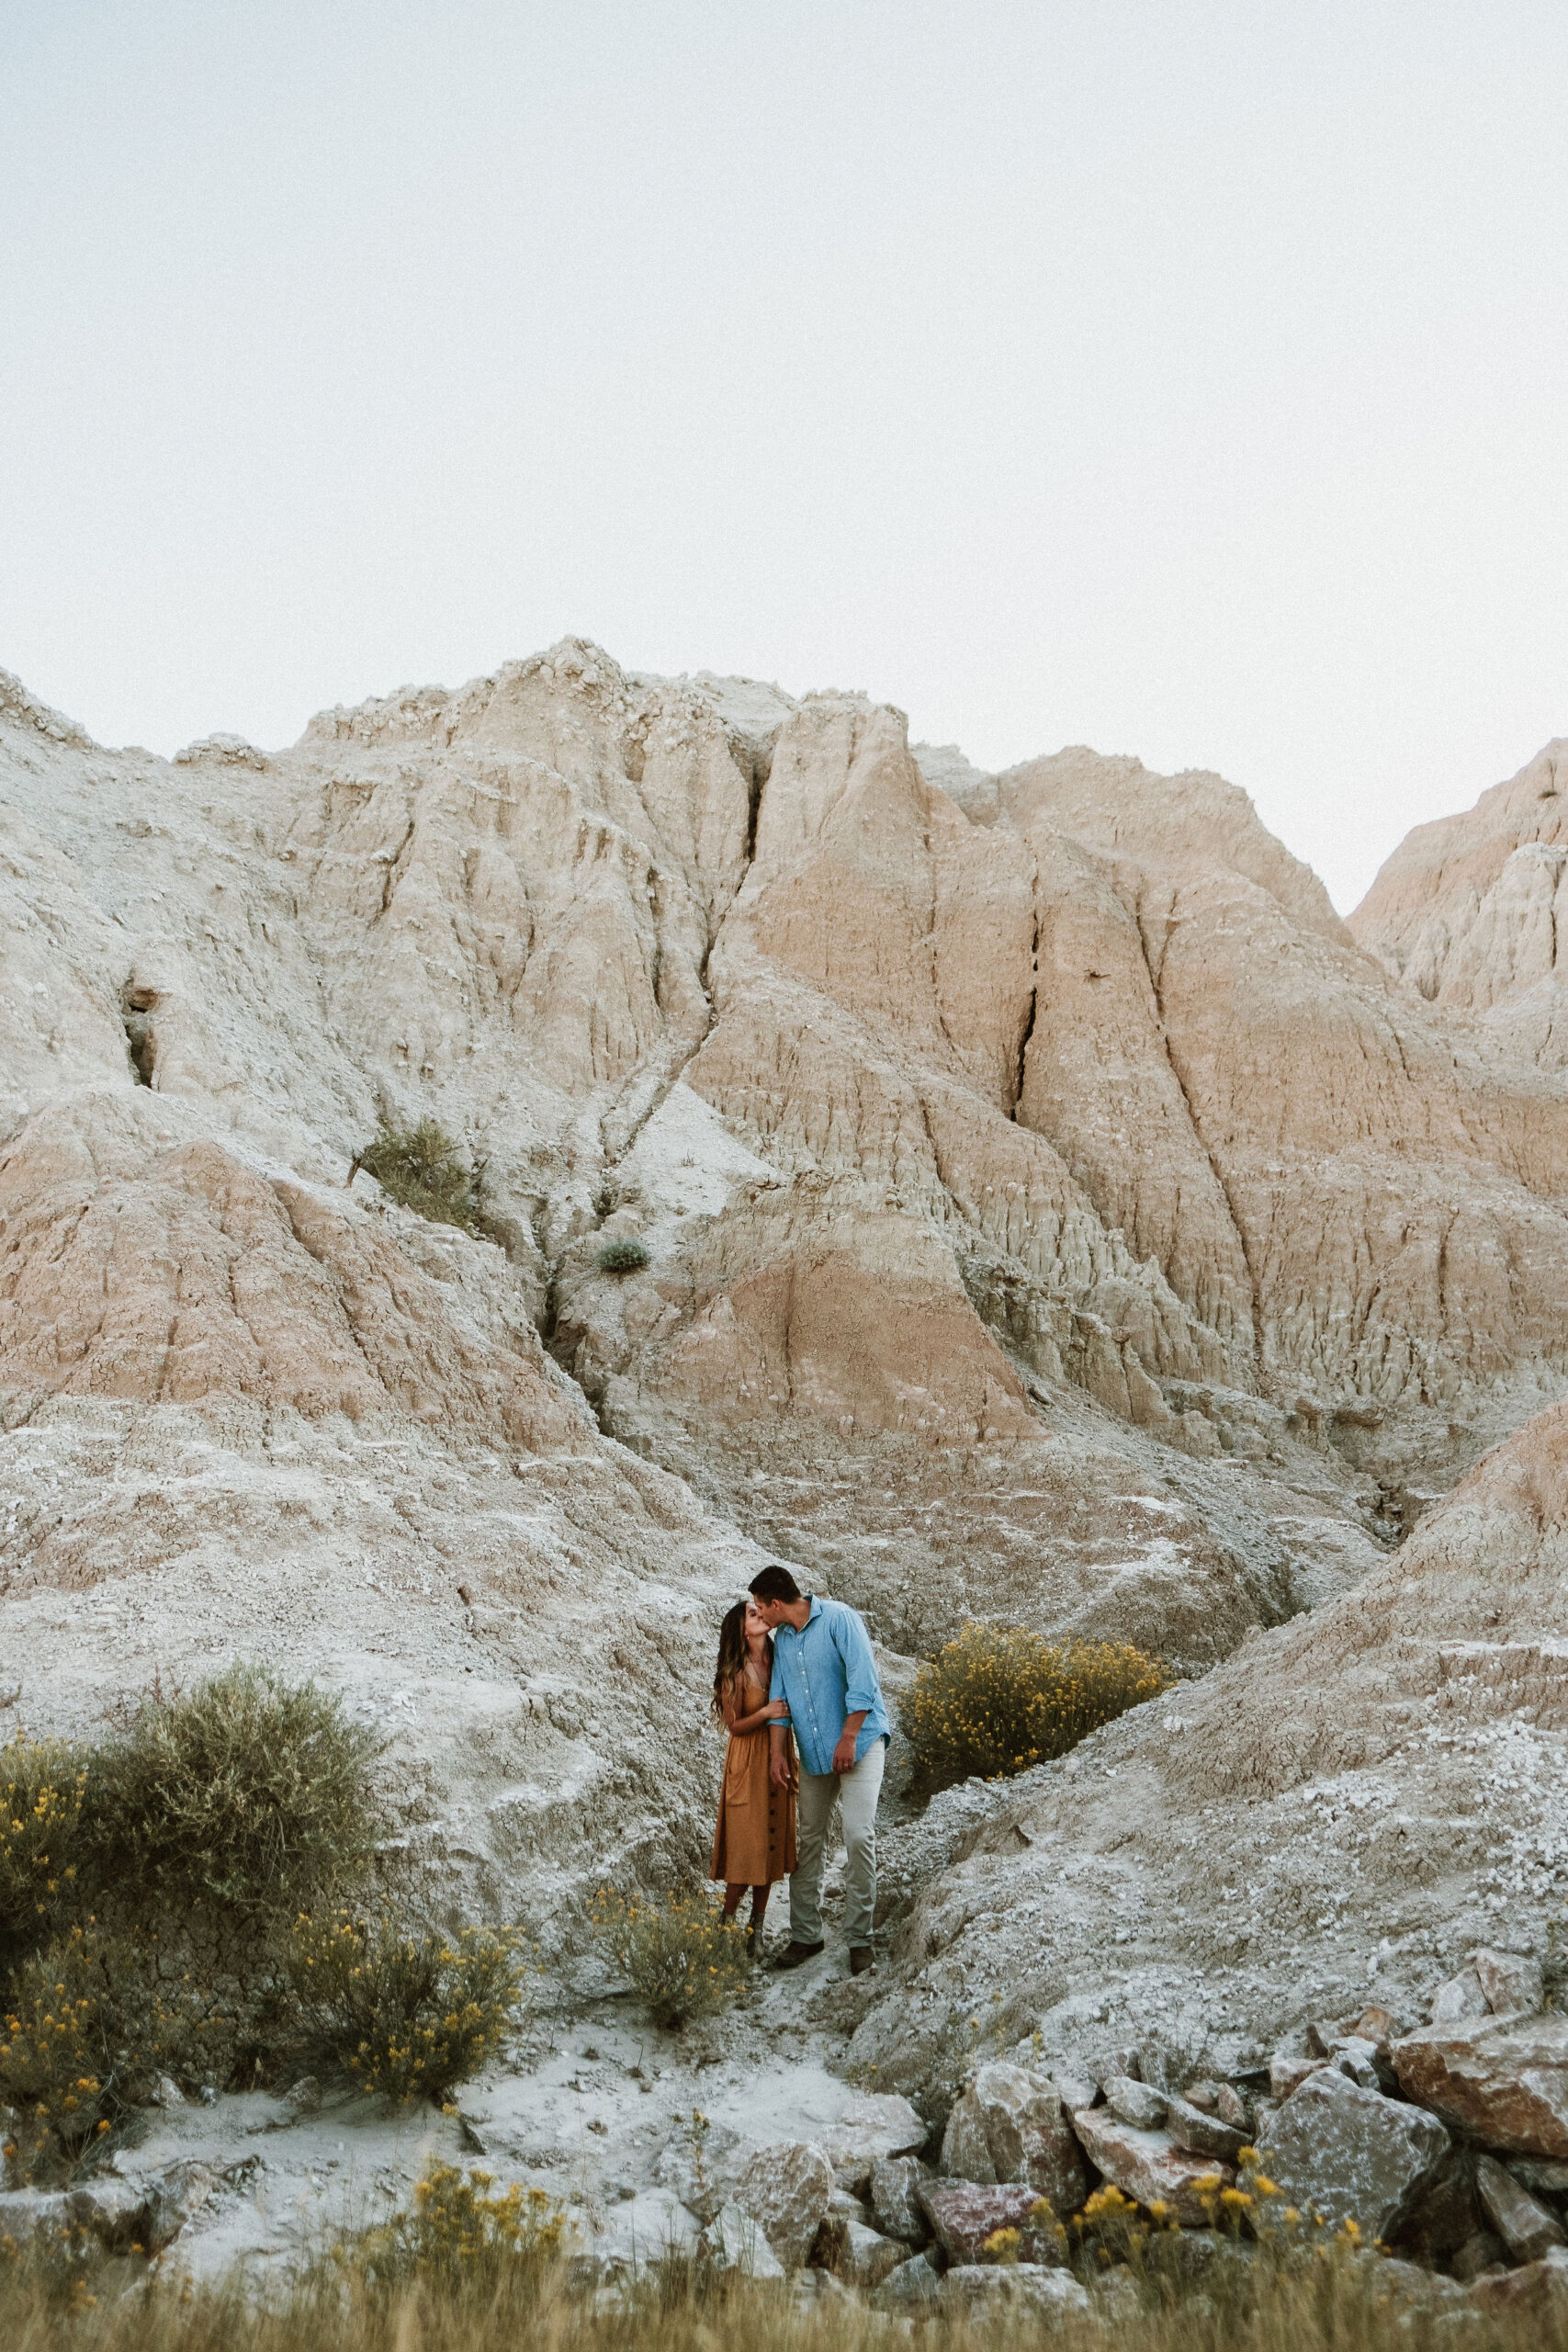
top-left (288, 1913), bottom-right (525, 2101)
top-left (595, 1235), bottom-right (650, 1274)
top-left (96, 1664), bottom-right (381, 1918)
top-left (905, 1622), bottom-right (1167, 1789)
top-left (591, 1885), bottom-right (749, 2030)
top-left (357, 1120), bottom-right (487, 1236)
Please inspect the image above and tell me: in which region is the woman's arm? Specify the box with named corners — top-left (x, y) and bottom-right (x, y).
top-left (722, 1684), bottom-right (791, 1735)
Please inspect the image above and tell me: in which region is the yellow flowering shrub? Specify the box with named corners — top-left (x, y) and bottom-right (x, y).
top-left (288, 1912), bottom-right (524, 2102)
top-left (590, 1885), bottom-right (749, 2030)
top-left (338, 2159), bottom-right (565, 2295)
top-left (0, 1738), bottom-right (87, 1961)
top-left (905, 1623), bottom-right (1168, 1786)
top-left (0, 1925), bottom-right (215, 2180)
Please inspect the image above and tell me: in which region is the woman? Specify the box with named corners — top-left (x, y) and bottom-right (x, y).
top-left (710, 1596), bottom-right (796, 1951)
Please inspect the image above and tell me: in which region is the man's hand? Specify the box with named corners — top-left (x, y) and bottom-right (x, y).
top-left (769, 1723), bottom-right (792, 1789)
top-left (832, 1710), bottom-right (868, 1775)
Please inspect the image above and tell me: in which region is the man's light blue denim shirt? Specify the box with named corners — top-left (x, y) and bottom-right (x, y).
top-left (768, 1595), bottom-right (890, 1778)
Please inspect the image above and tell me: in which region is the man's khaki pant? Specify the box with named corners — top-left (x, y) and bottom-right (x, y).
top-left (789, 1738), bottom-right (886, 1949)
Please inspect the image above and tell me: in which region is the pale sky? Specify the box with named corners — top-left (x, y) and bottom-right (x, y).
top-left (3, 0), bottom-right (1564, 913)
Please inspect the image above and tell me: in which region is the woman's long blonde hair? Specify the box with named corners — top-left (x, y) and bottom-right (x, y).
top-left (712, 1599), bottom-right (772, 1722)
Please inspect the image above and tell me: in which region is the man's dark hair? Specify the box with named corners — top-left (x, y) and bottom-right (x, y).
top-left (749, 1564), bottom-right (803, 1604)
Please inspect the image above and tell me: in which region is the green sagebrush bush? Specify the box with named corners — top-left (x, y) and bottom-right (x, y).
top-left (356, 1120), bottom-right (488, 1237)
top-left (595, 1235), bottom-right (650, 1273)
top-left (288, 1913), bottom-right (525, 2102)
top-left (95, 1664), bottom-right (382, 1918)
top-left (590, 1885), bottom-right (749, 2030)
top-left (905, 1621), bottom-right (1168, 1789)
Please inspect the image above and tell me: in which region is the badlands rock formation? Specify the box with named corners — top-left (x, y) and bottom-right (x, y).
top-left (1352, 737), bottom-right (1568, 1066)
top-left (1, 644), bottom-right (1567, 1968)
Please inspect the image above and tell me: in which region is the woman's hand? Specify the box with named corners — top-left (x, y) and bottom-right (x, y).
top-left (763, 1698), bottom-right (791, 1721)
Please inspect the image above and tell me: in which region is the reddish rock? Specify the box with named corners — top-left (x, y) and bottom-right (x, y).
top-left (1069, 2109), bottom-right (1234, 2228)
top-left (939, 2063), bottom-right (1087, 2213)
top-left (1469, 2248), bottom-right (1568, 2322)
top-left (1472, 1948), bottom-right (1545, 2018)
top-left (1391, 2015), bottom-right (1568, 2156)
top-left (917, 2179), bottom-right (1070, 2263)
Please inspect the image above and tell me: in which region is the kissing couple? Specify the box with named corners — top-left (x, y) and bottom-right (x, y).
top-left (708, 1564), bottom-right (890, 1977)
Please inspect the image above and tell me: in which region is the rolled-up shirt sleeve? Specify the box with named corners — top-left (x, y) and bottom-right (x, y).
top-left (834, 1609), bottom-right (881, 1714)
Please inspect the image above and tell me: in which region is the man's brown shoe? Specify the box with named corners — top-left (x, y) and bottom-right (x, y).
top-left (850, 1946), bottom-right (875, 1977)
top-left (773, 1939), bottom-right (826, 1971)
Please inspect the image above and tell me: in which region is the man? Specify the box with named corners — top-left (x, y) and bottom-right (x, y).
top-left (748, 1563), bottom-right (890, 1976)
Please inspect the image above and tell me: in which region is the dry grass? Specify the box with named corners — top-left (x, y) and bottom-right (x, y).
top-left (0, 2233), bottom-right (1558, 2352)
top-left (905, 1622), bottom-right (1168, 1787)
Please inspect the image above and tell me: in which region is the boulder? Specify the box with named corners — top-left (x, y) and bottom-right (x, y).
top-left (1349, 2007), bottom-right (1397, 2053)
top-left (869, 2153), bottom-right (931, 2243)
top-left (1254, 2068), bottom-right (1450, 2239)
top-left (818, 2092), bottom-right (926, 2187)
top-left (0, 2164), bottom-right (217, 2259)
top-left (937, 2265), bottom-right (1090, 2319)
top-left (1103, 2074), bottom-right (1168, 2131)
top-left (1391, 2147), bottom-right (1484, 2258)
top-left (1215, 2085), bottom-right (1249, 2130)
top-left (654, 2122), bottom-right (754, 2224)
top-left (1451, 2229), bottom-right (1507, 2281)
top-left (1270, 2051), bottom-right (1324, 2099)
top-left (0, 2188), bottom-right (75, 2246)
top-left (265, 2075), bottom-right (321, 2129)
top-left (734, 2141), bottom-right (834, 2271)
top-left (1391, 2014), bottom-right (1568, 2156)
top-left (939, 2063), bottom-right (1086, 2211)
top-left (1472, 1949), bottom-right (1546, 2018)
top-left (1513, 2158), bottom-right (1568, 2194)
top-left (1469, 2246), bottom-right (1568, 2322)
top-left (1327, 2039), bottom-right (1382, 2091)
top-left (1429, 1970), bottom-right (1490, 2025)
top-left (918, 2179), bottom-right (1068, 2263)
top-left (870, 2252), bottom-right (942, 2311)
top-left (1069, 2109), bottom-right (1233, 2227)
top-left (829, 2217), bottom-right (908, 2290)
top-left (1475, 2154), bottom-right (1567, 2263)
top-left (1164, 2094), bottom-right (1248, 2165)
top-left (147, 2074), bottom-right (186, 2111)
top-left (703, 2200), bottom-right (785, 2279)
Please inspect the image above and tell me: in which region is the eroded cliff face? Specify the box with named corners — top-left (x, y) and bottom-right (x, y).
top-left (1, 647), bottom-right (1565, 1934)
top-left (1351, 739), bottom-right (1568, 1067)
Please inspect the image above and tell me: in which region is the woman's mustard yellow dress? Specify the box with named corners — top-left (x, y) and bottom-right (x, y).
top-left (710, 1667), bottom-right (797, 1885)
